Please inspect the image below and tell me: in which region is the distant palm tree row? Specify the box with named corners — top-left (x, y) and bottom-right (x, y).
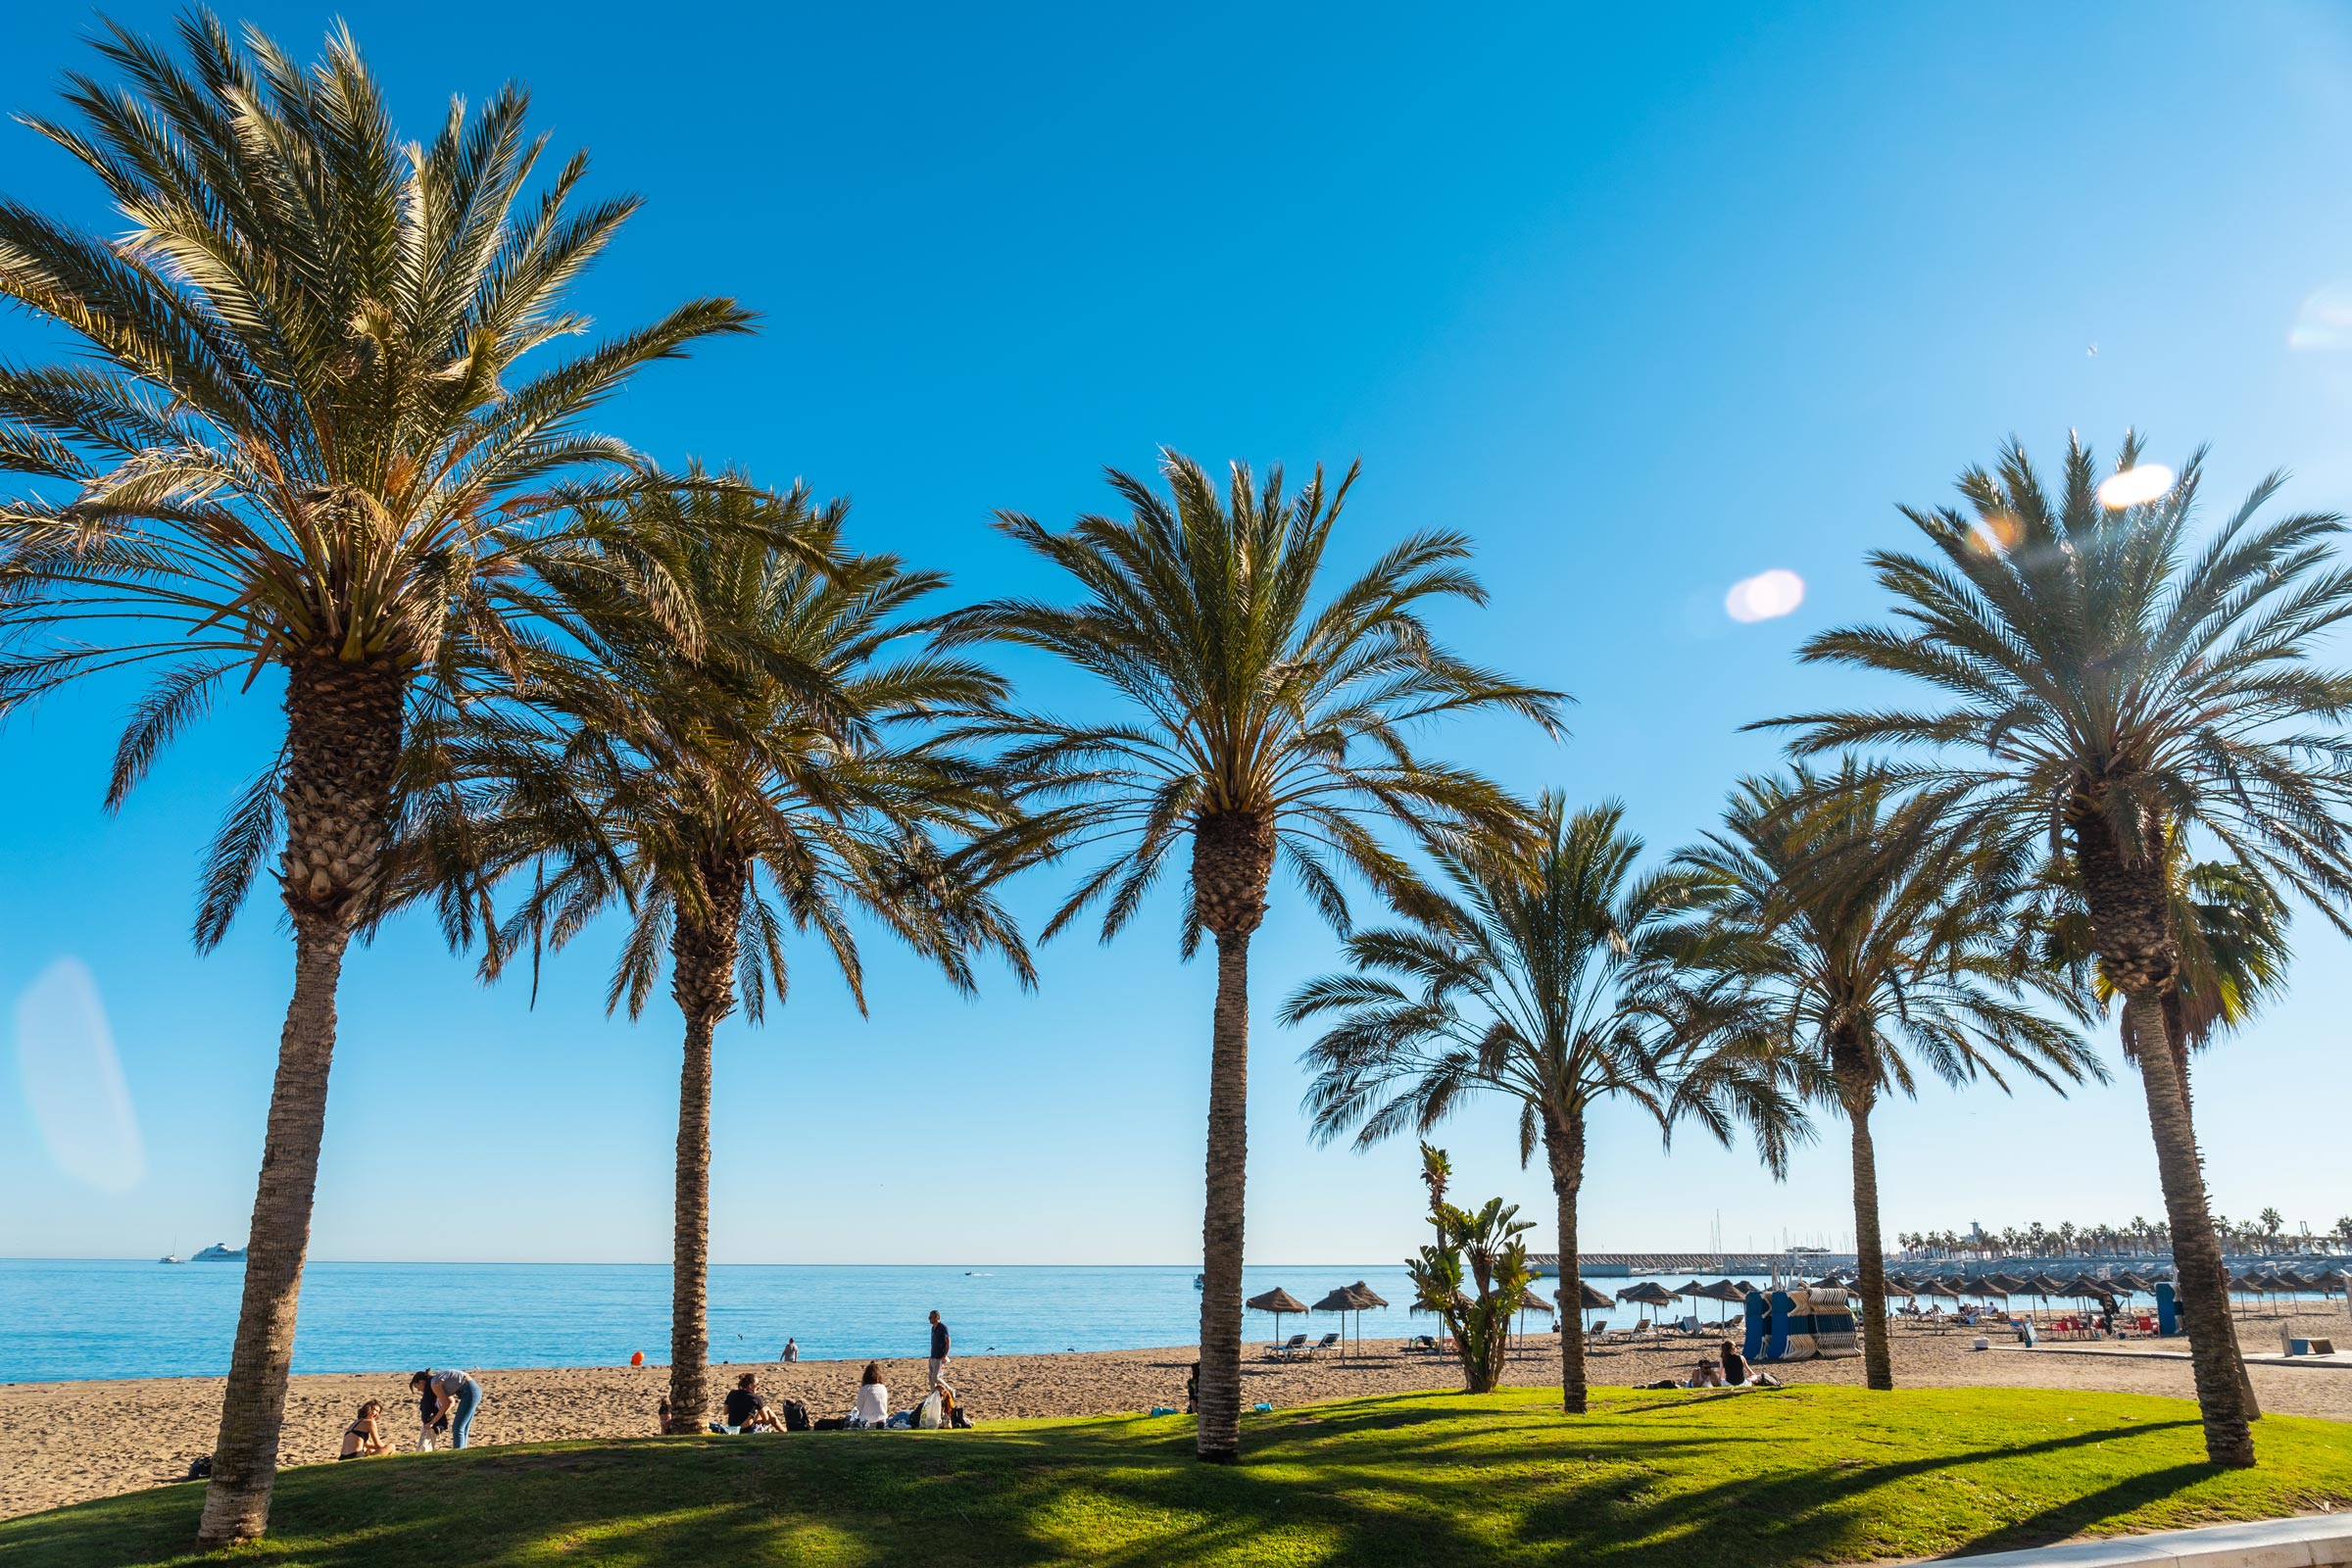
top-left (5, 17), bottom-right (2347, 1544)
top-left (1900, 1212), bottom-right (2352, 1259)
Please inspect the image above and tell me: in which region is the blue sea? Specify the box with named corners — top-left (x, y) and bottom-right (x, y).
top-left (6, 1258), bottom-right (1568, 1384)
top-left (2, 1258), bottom-right (2230, 1384)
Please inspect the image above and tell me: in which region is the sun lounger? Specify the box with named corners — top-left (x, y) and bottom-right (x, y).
top-left (1307, 1332), bottom-right (1342, 1357)
top-left (1614, 1319), bottom-right (1652, 1343)
top-left (1265, 1332), bottom-right (1308, 1360)
top-left (1585, 1319), bottom-right (1609, 1344)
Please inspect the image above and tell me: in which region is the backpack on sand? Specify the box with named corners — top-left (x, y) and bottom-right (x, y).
top-left (781, 1398), bottom-right (810, 1432)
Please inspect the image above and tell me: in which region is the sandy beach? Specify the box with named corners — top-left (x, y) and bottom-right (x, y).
top-left (6, 1312), bottom-right (2348, 1522)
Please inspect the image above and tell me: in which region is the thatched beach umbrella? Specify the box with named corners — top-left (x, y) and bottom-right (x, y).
top-left (1311, 1288), bottom-right (1357, 1356)
top-left (1689, 1278), bottom-right (1751, 1323)
top-left (1347, 1280), bottom-right (1390, 1350)
top-left (1308, 1282), bottom-right (1389, 1358)
top-left (2021, 1272), bottom-right (2066, 1315)
top-left (1576, 1281), bottom-right (1612, 1326)
top-left (1248, 1287), bottom-right (1309, 1348)
top-left (1514, 1288), bottom-right (1556, 1346)
top-left (1616, 1281), bottom-right (1674, 1335)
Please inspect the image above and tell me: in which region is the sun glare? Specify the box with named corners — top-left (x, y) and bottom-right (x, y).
top-left (2095, 464), bottom-right (2175, 511)
top-left (15, 956), bottom-right (144, 1193)
top-left (1725, 568), bottom-right (1805, 623)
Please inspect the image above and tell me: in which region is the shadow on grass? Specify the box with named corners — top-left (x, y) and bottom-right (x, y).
top-left (1945, 1465), bottom-right (2212, 1558)
top-left (0, 1391), bottom-right (2317, 1568)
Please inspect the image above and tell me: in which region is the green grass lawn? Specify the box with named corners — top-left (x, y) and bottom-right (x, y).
top-left (10, 1385), bottom-right (2351, 1567)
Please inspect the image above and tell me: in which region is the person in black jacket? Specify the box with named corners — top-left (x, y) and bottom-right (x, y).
top-left (927, 1309), bottom-right (954, 1396)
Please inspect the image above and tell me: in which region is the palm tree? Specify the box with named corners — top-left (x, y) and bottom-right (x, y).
top-left (404, 489), bottom-right (1032, 1432)
top-left (1673, 766), bottom-right (2102, 1390)
top-left (1286, 796), bottom-right (1805, 1413)
top-left (1762, 432), bottom-right (2352, 1464)
top-left (945, 452), bottom-right (1563, 1460)
top-left (0, 20), bottom-right (754, 1541)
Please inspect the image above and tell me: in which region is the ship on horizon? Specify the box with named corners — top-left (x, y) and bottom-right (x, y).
top-left (191, 1242), bottom-right (246, 1262)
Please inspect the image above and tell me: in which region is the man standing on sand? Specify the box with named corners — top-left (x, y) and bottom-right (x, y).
top-left (928, 1309), bottom-right (953, 1396)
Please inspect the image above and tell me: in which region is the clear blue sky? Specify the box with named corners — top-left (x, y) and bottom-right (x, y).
top-left (6, 2), bottom-right (2352, 1266)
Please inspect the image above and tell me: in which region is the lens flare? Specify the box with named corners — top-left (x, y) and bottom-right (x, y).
top-left (2289, 283), bottom-right (2352, 351)
top-left (2095, 464), bottom-right (2174, 511)
top-left (1970, 511), bottom-right (2022, 555)
top-left (15, 956), bottom-right (145, 1192)
top-left (1724, 568), bottom-right (1805, 623)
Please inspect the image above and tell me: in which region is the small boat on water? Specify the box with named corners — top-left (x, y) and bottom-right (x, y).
top-left (158, 1253), bottom-right (183, 1265)
top-left (192, 1242), bottom-right (246, 1262)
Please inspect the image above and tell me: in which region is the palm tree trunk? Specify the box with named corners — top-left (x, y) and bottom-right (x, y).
top-left (1543, 1112), bottom-right (1587, 1414)
top-left (666, 890), bottom-right (743, 1435)
top-left (199, 654), bottom-right (403, 1546)
top-left (2158, 990), bottom-right (2262, 1421)
top-left (1191, 808), bottom-right (1272, 1464)
top-left (2126, 988), bottom-right (2255, 1465)
top-left (669, 1006), bottom-right (717, 1431)
top-left (2076, 808), bottom-right (2253, 1467)
top-left (1195, 927), bottom-right (1251, 1462)
top-left (1845, 1093), bottom-right (1894, 1392)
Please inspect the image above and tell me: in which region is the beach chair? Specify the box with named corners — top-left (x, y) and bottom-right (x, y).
top-left (1269, 1332), bottom-right (1308, 1361)
top-left (1585, 1319), bottom-right (1609, 1346)
top-left (1675, 1314), bottom-right (1702, 1337)
top-left (1614, 1319), bottom-right (1651, 1343)
top-left (1307, 1332), bottom-right (1342, 1358)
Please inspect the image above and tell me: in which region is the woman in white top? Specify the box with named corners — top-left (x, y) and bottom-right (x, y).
top-left (851, 1361), bottom-right (889, 1427)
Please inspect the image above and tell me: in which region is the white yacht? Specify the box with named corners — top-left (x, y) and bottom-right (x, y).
top-left (192, 1241), bottom-right (247, 1261)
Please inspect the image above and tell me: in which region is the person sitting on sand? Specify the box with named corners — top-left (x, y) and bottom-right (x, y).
top-left (722, 1372), bottom-right (780, 1432)
top-left (1185, 1361), bottom-right (1200, 1415)
top-left (851, 1362), bottom-right (890, 1428)
top-left (339, 1400), bottom-right (388, 1459)
top-left (657, 1396), bottom-right (674, 1434)
top-left (1687, 1357), bottom-right (1725, 1389)
top-left (781, 1338), bottom-right (800, 1363)
top-left (412, 1368), bottom-right (485, 1449)
top-left (1719, 1340), bottom-right (1781, 1388)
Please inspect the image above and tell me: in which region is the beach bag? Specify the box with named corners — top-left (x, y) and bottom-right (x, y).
top-left (915, 1393), bottom-right (944, 1430)
top-left (781, 1398), bottom-right (810, 1432)
top-left (950, 1407), bottom-right (973, 1429)
top-left (813, 1416), bottom-right (848, 1431)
